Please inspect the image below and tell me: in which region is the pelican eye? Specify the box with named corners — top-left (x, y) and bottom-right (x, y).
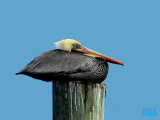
top-left (72, 44), bottom-right (81, 50)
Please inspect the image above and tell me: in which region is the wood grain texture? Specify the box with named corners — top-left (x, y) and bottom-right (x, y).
top-left (53, 81), bottom-right (106, 120)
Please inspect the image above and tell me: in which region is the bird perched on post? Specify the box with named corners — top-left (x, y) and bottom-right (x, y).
top-left (16, 39), bottom-right (124, 83)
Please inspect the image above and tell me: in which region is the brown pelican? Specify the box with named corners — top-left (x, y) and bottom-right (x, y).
top-left (16, 39), bottom-right (124, 83)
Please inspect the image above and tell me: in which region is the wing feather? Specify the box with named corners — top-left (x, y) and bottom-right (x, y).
top-left (17, 49), bottom-right (92, 76)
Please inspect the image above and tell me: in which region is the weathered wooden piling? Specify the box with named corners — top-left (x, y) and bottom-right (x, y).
top-left (52, 81), bottom-right (106, 120)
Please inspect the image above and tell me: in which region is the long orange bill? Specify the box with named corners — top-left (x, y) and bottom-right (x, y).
top-left (75, 46), bottom-right (125, 66)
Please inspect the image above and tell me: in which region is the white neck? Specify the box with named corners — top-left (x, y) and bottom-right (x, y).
top-left (54, 41), bottom-right (64, 50)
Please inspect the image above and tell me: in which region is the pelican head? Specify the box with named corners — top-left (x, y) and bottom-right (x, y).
top-left (54, 39), bottom-right (81, 51)
top-left (54, 39), bottom-right (124, 66)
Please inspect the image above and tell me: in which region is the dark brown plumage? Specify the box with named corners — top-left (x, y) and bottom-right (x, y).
top-left (16, 49), bottom-right (109, 83)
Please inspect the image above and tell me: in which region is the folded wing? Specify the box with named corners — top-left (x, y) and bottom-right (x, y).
top-left (16, 49), bottom-right (97, 81)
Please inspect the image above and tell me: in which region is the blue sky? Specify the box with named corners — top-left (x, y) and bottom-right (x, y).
top-left (1, 0), bottom-right (160, 120)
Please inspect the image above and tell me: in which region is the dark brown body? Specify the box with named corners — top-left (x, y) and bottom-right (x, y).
top-left (16, 49), bottom-right (109, 83)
